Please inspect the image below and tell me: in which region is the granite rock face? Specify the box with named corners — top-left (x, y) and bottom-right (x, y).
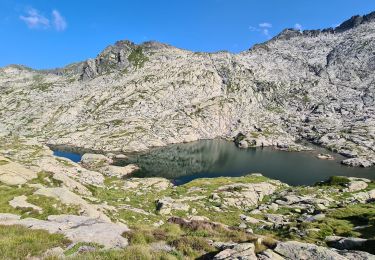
top-left (0, 12), bottom-right (375, 166)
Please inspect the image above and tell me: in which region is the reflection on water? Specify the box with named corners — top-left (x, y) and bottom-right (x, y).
top-left (115, 139), bottom-right (375, 186)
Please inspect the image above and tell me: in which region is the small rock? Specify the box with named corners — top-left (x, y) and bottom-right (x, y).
top-left (239, 222), bottom-right (247, 229)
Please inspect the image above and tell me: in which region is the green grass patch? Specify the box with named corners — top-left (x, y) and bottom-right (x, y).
top-left (316, 176), bottom-right (350, 187)
top-left (27, 195), bottom-right (80, 220)
top-left (56, 158), bottom-right (75, 168)
top-left (64, 242), bottom-right (103, 256)
top-left (29, 171), bottom-right (63, 187)
top-left (0, 160), bottom-right (9, 166)
top-left (70, 245), bottom-right (179, 260)
top-left (0, 225), bottom-right (70, 260)
top-left (0, 185), bottom-right (35, 215)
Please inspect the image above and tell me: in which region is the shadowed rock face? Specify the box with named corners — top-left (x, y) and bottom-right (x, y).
top-left (0, 11), bottom-right (374, 166)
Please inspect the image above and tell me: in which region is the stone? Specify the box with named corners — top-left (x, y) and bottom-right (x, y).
top-left (103, 164), bottom-right (140, 178)
top-left (240, 215), bottom-right (260, 224)
top-left (42, 247), bottom-right (65, 259)
top-left (217, 182), bottom-right (279, 209)
top-left (239, 222), bottom-right (247, 229)
top-left (352, 189), bottom-right (375, 203)
top-left (345, 180), bottom-right (368, 192)
top-left (0, 213), bottom-right (21, 221)
top-left (274, 241), bottom-right (345, 259)
top-left (115, 154), bottom-right (127, 159)
top-left (317, 154), bottom-right (334, 160)
top-left (258, 249), bottom-right (285, 260)
top-left (156, 197), bottom-right (190, 215)
top-left (265, 214), bottom-right (286, 225)
top-left (153, 220), bottom-right (165, 227)
top-left (81, 153), bottom-right (112, 166)
top-left (274, 241), bottom-right (375, 260)
top-left (123, 178), bottom-right (172, 191)
top-left (213, 243), bottom-right (257, 260)
top-left (305, 214), bottom-right (326, 222)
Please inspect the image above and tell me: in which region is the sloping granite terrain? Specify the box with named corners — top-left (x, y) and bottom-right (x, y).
top-left (0, 12), bottom-right (375, 167)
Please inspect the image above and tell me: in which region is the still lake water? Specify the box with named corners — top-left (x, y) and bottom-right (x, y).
top-left (53, 150), bottom-right (82, 163)
top-left (53, 139), bottom-right (374, 186)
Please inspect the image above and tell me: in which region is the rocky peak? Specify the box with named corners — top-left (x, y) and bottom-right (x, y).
top-left (335, 11), bottom-right (375, 33)
top-left (262, 10), bottom-right (375, 45)
top-left (80, 39), bottom-right (148, 80)
top-left (140, 41), bottom-right (172, 50)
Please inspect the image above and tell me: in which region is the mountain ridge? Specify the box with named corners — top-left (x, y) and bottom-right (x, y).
top-left (0, 10), bottom-right (374, 167)
top-left (2, 10), bottom-right (375, 73)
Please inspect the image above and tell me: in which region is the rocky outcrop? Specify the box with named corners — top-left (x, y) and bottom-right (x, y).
top-left (213, 243), bottom-right (257, 260)
top-left (37, 156), bottom-right (104, 190)
top-left (34, 187), bottom-right (111, 221)
top-left (273, 241), bottom-right (375, 260)
top-left (351, 189), bottom-right (375, 203)
top-left (156, 197), bottom-right (190, 215)
top-left (102, 164), bottom-right (140, 178)
top-left (0, 159), bottom-right (37, 185)
top-left (81, 153), bottom-right (113, 167)
top-left (123, 177), bottom-right (172, 191)
top-left (215, 182), bottom-right (280, 209)
top-left (342, 158), bottom-right (374, 168)
top-left (9, 195), bottom-right (43, 213)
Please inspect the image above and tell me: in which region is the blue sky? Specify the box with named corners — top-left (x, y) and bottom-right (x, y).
top-left (1, 0), bottom-right (374, 69)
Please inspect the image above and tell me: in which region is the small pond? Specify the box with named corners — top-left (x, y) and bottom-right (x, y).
top-left (53, 150), bottom-right (82, 163)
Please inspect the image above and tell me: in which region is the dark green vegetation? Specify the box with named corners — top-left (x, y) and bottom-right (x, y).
top-left (128, 47), bottom-right (149, 68)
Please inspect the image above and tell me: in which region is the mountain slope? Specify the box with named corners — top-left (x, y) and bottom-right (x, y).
top-left (0, 11), bottom-right (374, 166)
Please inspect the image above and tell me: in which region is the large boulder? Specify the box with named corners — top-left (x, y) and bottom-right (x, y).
top-left (81, 153), bottom-right (113, 167)
top-left (274, 241), bottom-right (375, 260)
top-left (0, 161), bottom-right (37, 185)
top-left (345, 180), bottom-right (368, 192)
top-left (213, 243), bottom-right (257, 260)
top-left (156, 197), bottom-right (190, 215)
top-left (123, 177), bottom-right (172, 191)
top-left (352, 189), bottom-right (375, 203)
top-left (216, 182), bottom-right (279, 209)
top-left (102, 164), bottom-right (140, 178)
